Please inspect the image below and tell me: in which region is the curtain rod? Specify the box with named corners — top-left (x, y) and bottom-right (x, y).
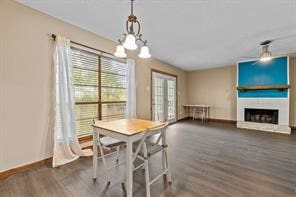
top-left (51, 34), bottom-right (116, 57)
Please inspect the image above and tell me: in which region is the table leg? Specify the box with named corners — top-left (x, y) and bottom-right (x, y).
top-left (93, 131), bottom-right (98, 180)
top-left (126, 141), bottom-right (133, 197)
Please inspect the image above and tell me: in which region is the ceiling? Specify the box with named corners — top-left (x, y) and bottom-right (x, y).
top-left (17, 0), bottom-right (296, 70)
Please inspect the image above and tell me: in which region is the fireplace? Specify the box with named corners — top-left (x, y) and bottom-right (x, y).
top-left (245, 108), bottom-right (278, 124)
top-left (237, 57), bottom-right (290, 134)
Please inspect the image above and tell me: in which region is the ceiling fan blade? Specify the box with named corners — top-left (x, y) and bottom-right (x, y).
top-left (239, 56), bottom-right (260, 61)
top-left (240, 56), bottom-right (259, 59)
top-left (252, 60), bottom-right (260, 65)
top-left (272, 34), bottom-right (296, 42)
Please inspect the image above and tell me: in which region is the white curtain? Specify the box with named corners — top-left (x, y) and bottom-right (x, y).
top-left (126, 59), bottom-right (137, 118)
top-left (53, 35), bottom-right (91, 168)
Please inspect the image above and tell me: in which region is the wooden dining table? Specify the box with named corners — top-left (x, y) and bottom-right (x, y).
top-left (92, 119), bottom-right (165, 197)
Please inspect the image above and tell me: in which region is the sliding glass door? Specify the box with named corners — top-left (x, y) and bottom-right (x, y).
top-left (152, 71), bottom-right (177, 122)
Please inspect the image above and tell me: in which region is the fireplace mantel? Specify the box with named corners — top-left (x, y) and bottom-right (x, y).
top-left (237, 85), bottom-right (290, 92)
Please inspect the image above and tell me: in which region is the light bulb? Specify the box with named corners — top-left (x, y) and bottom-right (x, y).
top-left (114, 44), bottom-right (127, 58)
top-left (123, 34), bottom-right (138, 50)
top-left (138, 45), bottom-right (151, 58)
top-left (260, 46), bottom-right (272, 62)
top-left (260, 52), bottom-right (272, 62)
top-left (260, 56), bottom-right (272, 62)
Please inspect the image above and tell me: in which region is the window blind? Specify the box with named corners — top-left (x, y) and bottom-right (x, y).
top-left (72, 47), bottom-right (127, 136)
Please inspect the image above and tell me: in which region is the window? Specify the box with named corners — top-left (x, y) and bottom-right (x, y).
top-left (72, 47), bottom-right (127, 136)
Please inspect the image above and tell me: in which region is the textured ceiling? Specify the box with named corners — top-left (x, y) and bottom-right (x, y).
top-left (17, 0), bottom-right (296, 70)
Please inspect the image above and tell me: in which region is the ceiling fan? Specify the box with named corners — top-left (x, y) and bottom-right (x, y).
top-left (239, 34), bottom-right (296, 64)
top-left (240, 40), bottom-right (274, 64)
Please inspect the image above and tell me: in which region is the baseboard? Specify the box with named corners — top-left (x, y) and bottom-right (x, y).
top-left (0, 157), bottom-right (52, 180)
top-left (177, 117), bottom-right (190, 121)
top-left (208, 118), bottom-right (237, 124)
top-left (0, 143), bottom-right (106, 180)
top-left (183, 116), bottom-right (236, 124)
top-left (291, 126), bottom-right (296, 134)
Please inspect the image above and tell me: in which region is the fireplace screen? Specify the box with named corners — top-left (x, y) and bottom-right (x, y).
top-left (244, 108), bottom-right (279, 124)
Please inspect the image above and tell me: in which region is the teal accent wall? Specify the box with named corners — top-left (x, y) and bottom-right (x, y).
top-left (238, 56), bottom-right (288, 98)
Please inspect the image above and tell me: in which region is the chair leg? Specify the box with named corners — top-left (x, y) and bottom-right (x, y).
top-left (202, 112), bottom-right (204, 123)
top-left (144, 159), bottom-right (150, 197)
top-left (116, 146), bottom-right (120, 163)
top-left (93, 132), bottom-right (98, 181)
top-left (143, 144), bottom-right (151, 197)
top-left (164, 148), bottom-right (172, 183)
top-left (98, 142), bottom-right (110, 185)
top-left (162, 151), bottom-right (166, 175)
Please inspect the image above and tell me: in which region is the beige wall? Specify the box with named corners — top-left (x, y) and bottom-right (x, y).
top-left (289, 57), bottom-right (296, 127)
top-left (188, 65), bottom-right (237, 121)
top-left (0, 1), bottom-right (187, 172)
top-left (188, 58), bottom-right (296, 126)
top-left (135, 58), bottom-right (188, 120)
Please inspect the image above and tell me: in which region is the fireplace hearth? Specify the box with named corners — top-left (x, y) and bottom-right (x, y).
top-left (244, 108), bottom-right (279, 124)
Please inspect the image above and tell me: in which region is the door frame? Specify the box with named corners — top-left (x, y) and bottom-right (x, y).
top-left (150, 69), bottom-right (178, 121)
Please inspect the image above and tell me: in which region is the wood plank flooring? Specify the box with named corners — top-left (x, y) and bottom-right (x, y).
top-left (1, 120), bottom-right (296, 197)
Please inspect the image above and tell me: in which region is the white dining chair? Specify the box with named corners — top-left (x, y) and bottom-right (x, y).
top-left (92, 119), bottom-right (125, 185)
top-left (193, 107), bottom-right (206, 122)
top-left (132, 122), bottom-right (172, 197)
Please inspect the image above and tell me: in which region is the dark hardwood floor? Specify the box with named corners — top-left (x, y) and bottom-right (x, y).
top-left (1, 120), bottom-right (296, 197)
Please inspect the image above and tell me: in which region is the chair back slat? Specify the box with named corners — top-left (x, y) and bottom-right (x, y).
top-left (144, 122), bottom-right (168, 138)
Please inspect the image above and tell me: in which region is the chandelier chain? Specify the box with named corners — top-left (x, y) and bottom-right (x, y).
top-left (131, 0), bottom-right (134, 15)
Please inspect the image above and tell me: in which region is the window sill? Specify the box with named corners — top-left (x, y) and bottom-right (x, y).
top-left (78, 134), bottom-right (92, 144)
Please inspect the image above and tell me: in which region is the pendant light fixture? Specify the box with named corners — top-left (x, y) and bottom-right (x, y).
top-left (114, 0), bottom-right (151, 58)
